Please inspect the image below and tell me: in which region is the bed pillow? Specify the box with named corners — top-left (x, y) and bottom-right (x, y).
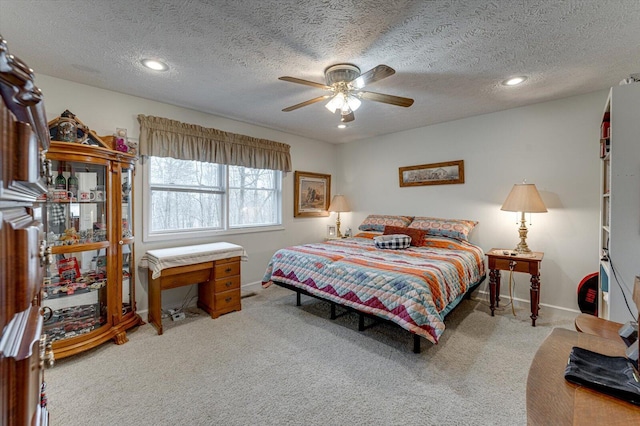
top-left (407, 216), bottom-right (478, 241)
top-left (373, 234), bottom-right (411, 249)
top-left (354, 231), bottom-right (382, 239)
top-left (358, 215), bottom-right (414, 232)
top-left (383, 225), bottom-right (426, 247)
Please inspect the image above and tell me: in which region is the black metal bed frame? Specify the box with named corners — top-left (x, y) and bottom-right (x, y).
top-left (273, 275), bottom-right (486, 353)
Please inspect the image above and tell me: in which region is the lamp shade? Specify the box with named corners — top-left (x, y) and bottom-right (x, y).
top-left (500, 184), bottom-right (548, 213)
top-left (329, 194), bottom-right (350, 212)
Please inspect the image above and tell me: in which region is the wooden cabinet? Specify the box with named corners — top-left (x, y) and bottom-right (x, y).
top-left (145, 242), bottom-right (245, 334)
top-left (598, 83), bottom-right (640, 323)
top-left (199, 257), bottom-right (242, 318)
top-left (0, 37), bottom-right (51, 426)
top-left (40, 113), bottom-right (143, 359)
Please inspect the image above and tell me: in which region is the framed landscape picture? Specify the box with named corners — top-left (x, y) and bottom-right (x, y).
top-left (399, 160), bottom-right (465, 187)
top-left (294, 171), bottom-right (331, 217)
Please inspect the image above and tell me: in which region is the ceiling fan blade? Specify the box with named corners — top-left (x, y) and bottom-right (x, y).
top-left (351, 65), bottom-right (395, 89)
top-left (282, 95), bottom-right (331, 112)
top-left (341, 112), bottom-right (355, 122)
top-left (279, 76), bottom-right (331, 90)
top-left (359, 91), bottom-right (414, 107)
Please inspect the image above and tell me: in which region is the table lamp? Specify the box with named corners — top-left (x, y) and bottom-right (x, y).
top-left (500, 182), bottom-right (547, 254)
top-left (329, 195), bottom-right (350, 238)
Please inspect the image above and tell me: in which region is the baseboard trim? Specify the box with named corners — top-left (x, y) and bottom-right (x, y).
top-left (136, 284), bottom-right (580, 322)
top-left (475, 289), bottom-right (580, 315)
top-left (137, 281), bottom-right (265, 321)
top-left (242, 280), bottom-right (264, 292)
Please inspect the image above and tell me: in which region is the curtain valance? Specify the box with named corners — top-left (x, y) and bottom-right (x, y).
top-left (138, 114), bottom-right (292, 172)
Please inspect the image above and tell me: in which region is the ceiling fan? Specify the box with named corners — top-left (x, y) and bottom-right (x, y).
top-left (279, 64), bottom-right (414, 123)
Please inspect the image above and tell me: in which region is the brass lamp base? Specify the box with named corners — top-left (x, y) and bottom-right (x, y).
top-left (514, 212), bottom-right (531, 253)
top-left (336, 212), bottom-right (343, 238)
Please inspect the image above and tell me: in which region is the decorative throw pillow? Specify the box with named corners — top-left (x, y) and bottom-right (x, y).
top-left (373, 234), bottom-right (411, 249)
top-left (407, 217), bottom-right (478, 241)
top-left (383, 225), bottom-right (426, 247)
top-left (354, 231), bottom-right (382, 239)
top-left (358, 215), bottom-right (414, 232)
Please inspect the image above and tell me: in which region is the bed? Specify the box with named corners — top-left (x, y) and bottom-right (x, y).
top-left (262, 215), bottom-right (486, 352)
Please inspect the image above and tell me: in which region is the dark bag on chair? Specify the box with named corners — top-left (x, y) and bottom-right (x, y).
top-left (564, 346), bottom-right (640, 406)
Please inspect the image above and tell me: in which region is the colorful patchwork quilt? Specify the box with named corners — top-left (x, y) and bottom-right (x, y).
top-left (262, 235), bottom-right (486, 344)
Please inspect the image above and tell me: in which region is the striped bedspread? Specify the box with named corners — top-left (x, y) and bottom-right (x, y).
top-left (262, 235), bottom-right (485, 344)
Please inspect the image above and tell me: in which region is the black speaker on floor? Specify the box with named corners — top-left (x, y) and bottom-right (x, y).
top-left (577, 272), bottom-right (599, 316)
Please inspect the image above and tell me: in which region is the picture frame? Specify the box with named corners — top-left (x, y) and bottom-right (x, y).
top-left (294, 170), bottom-right (331, 217)
top-left (327, 225), bottom-right (337, 238)
top-left (399, 160), bottom-right (465, 187)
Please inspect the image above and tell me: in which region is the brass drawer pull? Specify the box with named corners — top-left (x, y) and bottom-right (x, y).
top-left (225, 297), bottom-right (232, 303)
top-left (39, 334), bottom-right (55, 368)
top-left (39, 241), bottom-right (52, 267)
top-left (225, 281), bottom-right (233, 288)
top-left (225, 267), bottom-right (232, 273)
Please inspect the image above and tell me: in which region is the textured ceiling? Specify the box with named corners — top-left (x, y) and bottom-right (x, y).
top-left (1, 1), bottom-right (639, 143)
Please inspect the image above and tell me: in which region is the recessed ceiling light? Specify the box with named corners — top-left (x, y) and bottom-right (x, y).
top-left (141, 58), bottom-right (169, 71)
top-left (503, 76), bottom-right (527, 86)
top-left (337, 124), bottom-right (347, 129)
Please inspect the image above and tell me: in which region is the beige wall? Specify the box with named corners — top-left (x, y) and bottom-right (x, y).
top-left (336, 90), bottom-right (608, 314)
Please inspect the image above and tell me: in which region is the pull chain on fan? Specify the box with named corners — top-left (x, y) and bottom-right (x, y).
top-left (279, 64), bottom-right (414, 123)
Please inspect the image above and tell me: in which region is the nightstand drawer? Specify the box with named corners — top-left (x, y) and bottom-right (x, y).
top-left (214, 276), bottom-right (240, 293)
top-left (215, 259), bottom-right (240, 279)
top-left (493, 258), bottom-right (534, 274)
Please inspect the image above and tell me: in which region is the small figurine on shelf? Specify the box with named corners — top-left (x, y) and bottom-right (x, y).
top-left (127, 139), bottom-right (138, 155)
top-left (114, 128), bottom-right (129, 153)
top-left (59, 227), bottom-right (80, 245)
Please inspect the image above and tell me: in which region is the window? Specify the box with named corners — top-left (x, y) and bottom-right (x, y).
top-left (144, 157), bottom-right (281, 240)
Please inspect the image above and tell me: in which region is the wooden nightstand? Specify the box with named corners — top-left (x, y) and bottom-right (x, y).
top-left (486, 248), bottom-right (544, 326)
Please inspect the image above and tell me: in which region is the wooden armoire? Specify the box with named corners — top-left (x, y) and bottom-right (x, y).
top-left (0, 36), bottom-right (52, 425)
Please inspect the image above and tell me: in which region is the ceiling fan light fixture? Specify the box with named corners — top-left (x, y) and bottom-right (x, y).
top-left (346, 95), bottom-right (361, 111)
top-left (325, 92), bottom-right (346, 113)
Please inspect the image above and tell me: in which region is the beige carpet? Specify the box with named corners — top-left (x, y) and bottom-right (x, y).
top-left (45, 285), bottom-right (574, 425)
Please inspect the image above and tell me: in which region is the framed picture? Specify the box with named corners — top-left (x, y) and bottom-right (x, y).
top-left (399, 160), bottom-right (465, 187)
top-left (327, 225), bottom-right (337, 238)
top-left (294, 171), bottom-right (331, 217)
